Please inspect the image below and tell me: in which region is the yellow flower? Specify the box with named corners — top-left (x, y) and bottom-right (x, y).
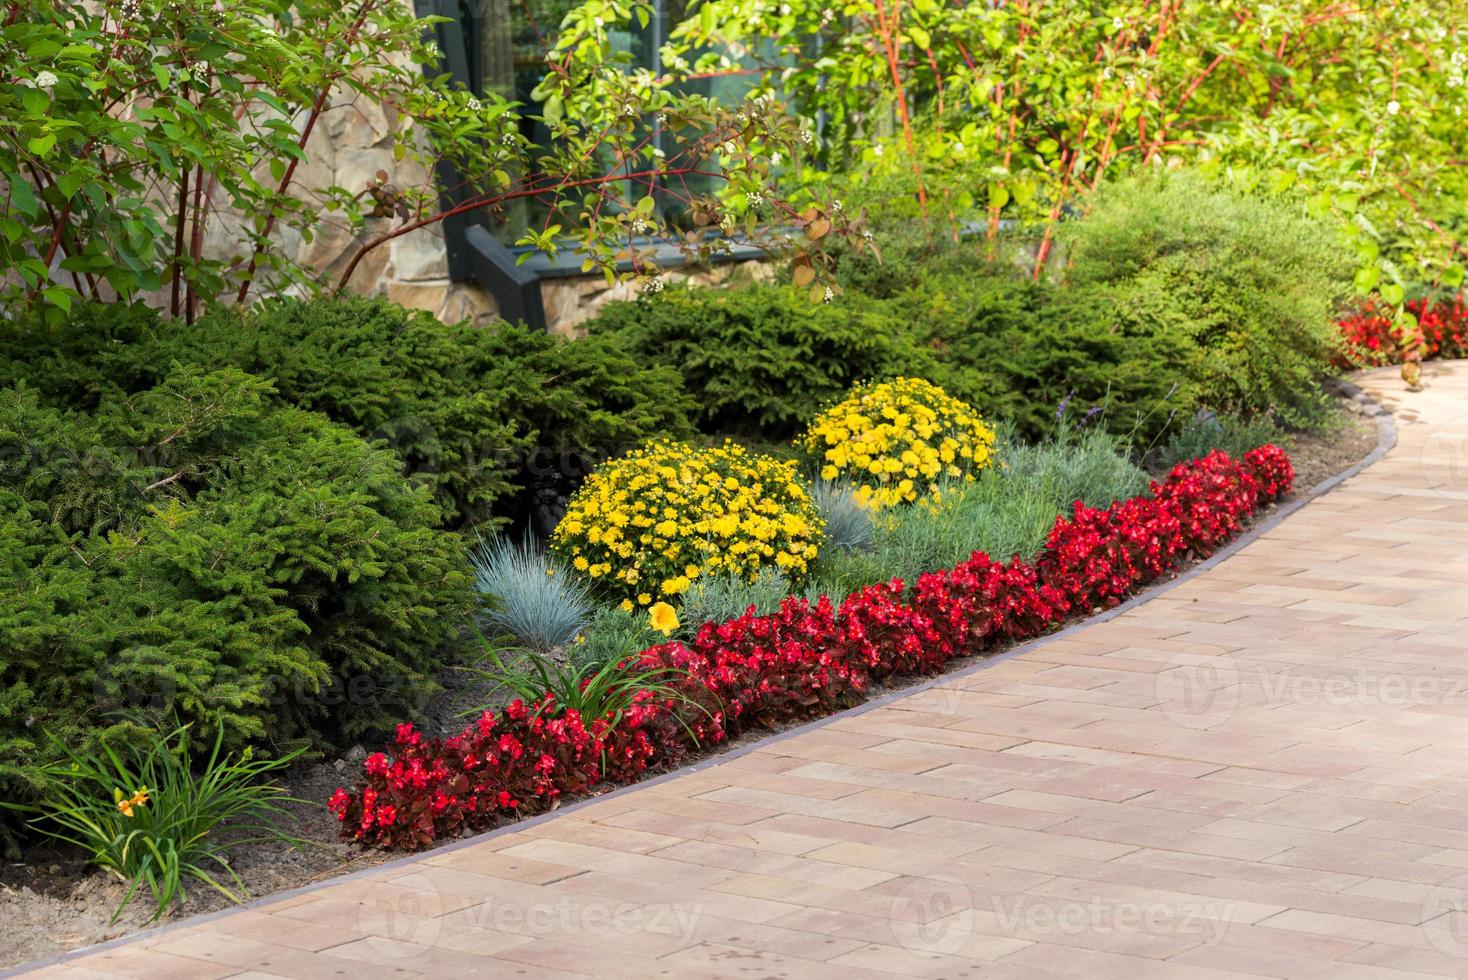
top-left (115, 786), bottom-right (149, 818)
top-left (798, 378), bottom-right (995, 510)
top-left (551, 439), bottom-right (824, 602)
top-left (648, 601), bottom-right (679, 636)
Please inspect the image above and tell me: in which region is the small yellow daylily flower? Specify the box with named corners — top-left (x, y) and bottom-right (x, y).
top-left (114, 786), bottom-right (150, 818)
top-left (648, 601), bottom-right (679, 636)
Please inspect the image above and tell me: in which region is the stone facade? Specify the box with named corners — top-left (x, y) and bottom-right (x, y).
top-left (285, 96), bottom-right (771, 334)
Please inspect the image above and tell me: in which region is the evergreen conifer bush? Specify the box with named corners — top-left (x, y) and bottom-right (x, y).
top-left (0, 298), bottom-right (695, 531)
top-left (585, 285), bottom-right (957, 437)
top-left (0, 366), bottom-right (475, 810)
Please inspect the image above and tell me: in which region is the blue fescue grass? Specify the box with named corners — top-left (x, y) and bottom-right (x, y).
top-left (469, 532), bottom-right (592, 653)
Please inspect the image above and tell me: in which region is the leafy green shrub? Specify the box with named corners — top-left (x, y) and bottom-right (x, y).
top-left (1061, 171), bottom-right (1351, 428)
top-left (7, 724), bottom-right (300, 923)
top-left (584, 285), bottom-right (954, 437)
top-left (889, 270), bottom-right (1199, 444)
top-left (0, 366), bottom-right (475, 809)
top-left (0, 298), bottom-right (695, 531)
top-left (470, 534), bottom-right (592, 653)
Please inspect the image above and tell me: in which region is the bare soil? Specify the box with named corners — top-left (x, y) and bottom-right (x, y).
top-left (1278, 394), bottom-right (1381, 491)
top-left (0, 391), bottom-right (1384, 972)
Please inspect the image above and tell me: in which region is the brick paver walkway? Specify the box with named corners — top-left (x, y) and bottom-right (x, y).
top-left (22, 363), bottom-right (1468, 979)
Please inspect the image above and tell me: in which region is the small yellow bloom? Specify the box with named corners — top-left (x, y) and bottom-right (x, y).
top-left (648, 601), bottom-right (680, 636)
top-left (115, 786), bottom-right (149, 818)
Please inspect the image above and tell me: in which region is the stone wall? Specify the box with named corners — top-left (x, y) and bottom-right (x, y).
top-left (207, 59), bottom-right (777, 335)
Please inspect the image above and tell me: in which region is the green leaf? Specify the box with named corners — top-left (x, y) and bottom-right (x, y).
top-left (42, 285), bottom-right (74, 314)
top-left (28, 133), bottom-right (57, 156)
top-left (1352, 264), bottom-right (1379, 294)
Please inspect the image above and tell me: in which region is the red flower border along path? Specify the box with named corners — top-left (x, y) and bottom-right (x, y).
top-left (330, 446), bottom-right (1295, 852)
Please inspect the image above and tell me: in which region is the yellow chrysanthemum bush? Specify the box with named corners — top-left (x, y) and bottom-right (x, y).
top-left (551, 440), bottom-right (824, 607)
top-left (800, 377), bottom-right (998, 509)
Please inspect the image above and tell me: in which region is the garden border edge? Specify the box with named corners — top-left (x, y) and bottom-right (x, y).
top-left (3, 372), bottom-right (1398, 979)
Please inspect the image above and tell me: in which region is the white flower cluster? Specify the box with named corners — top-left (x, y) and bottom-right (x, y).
top-left (33, 70), bottom-right (58, 89)
top-left (643, 273), bottom-right (665, 294)
top-left (745, 190), bottom-right (765, 207)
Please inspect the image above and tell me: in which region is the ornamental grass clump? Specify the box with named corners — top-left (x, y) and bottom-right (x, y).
top-left (551, 440), bottom-right (824, 607)
top-left (470, 533), bottom-right (592, 653)
top-left (9, 724), bottom-right (301, 923)
top-left (801, 377), bottom-right (997, 509)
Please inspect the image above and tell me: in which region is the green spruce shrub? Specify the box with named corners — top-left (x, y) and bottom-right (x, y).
top-left (0, 298), bottom-right (694, 531)
top-left (0, 366), bottom-right (475, 811)
top-left (584, 285), bottom-right (956, 437)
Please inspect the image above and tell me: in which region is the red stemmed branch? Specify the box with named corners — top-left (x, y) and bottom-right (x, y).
top-left (332, 165), bottom-right (728, 293)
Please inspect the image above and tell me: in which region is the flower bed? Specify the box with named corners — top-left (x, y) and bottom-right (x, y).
top-left (1337, 296), bottom-right (1468, 365)
top-left (329, 445), bottom-right (1293, 851)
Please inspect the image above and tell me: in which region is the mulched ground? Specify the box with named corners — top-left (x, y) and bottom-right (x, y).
top-left (0, 389), bottom-right (1386, 971)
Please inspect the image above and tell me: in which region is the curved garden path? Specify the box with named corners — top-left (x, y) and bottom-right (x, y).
top-left (18, 363), bottom-right (1468, 980)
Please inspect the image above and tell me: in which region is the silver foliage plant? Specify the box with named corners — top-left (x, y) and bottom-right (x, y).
top-left (470, 532), bottom-right (592, 653)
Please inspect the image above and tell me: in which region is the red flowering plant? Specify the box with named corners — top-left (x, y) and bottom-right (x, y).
top-left (331, 446), bottom-right (1295, 853)
top-left (1154, 451), bottom-right (1261, 555)
top-left (836, 580), bottom-right (954, 680)
top-left (912, 554), bottom-right (1059, 655)
top-left (327, 703), bottom-right (620, 850)
top-left (1037, 495), bottom-right (1185, 614)
top-left (1337, 296), bottom-right (1468, 366)
top-left (641, 594), bottom-right (867, 737)
top-left (1243, 444), bottom-right (1295, 502)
